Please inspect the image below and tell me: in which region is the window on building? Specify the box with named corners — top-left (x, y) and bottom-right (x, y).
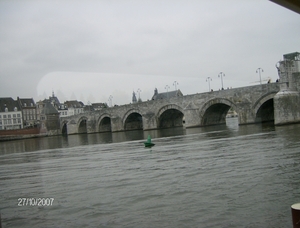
top-left (3, 115), bottom-right (6, 118)
top-left (7, 119), bottom-right (12, 124)
top-left (4, 120), bottom-right (7, 124)
top-left (0, 115), bottom-right (1, 118)
top-left (18, 119), bottom-right (21, 123)
top-left (13, 119), bottom-right (17, 124)
top-left (17, 114), bottom-right (20, 117)
top-left (0, 120), bottom-right (2, 125)
top-left (13, 114), bottom-right (16, 118)
top-left (8, 114), bottom-right (11, 118)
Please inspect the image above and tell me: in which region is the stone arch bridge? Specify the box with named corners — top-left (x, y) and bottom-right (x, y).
top-left (60, 83), bottom-right (282, 135)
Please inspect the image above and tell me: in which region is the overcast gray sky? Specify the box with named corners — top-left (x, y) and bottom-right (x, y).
top-left (0, 0), bottom-right (299, 105)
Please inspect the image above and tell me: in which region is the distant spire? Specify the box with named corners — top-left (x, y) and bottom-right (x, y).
top-left (132, 91), bottom-right (137, 103)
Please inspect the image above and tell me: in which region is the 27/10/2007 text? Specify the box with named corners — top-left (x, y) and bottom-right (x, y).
top-left (17, 198), bottom-right (54, 206)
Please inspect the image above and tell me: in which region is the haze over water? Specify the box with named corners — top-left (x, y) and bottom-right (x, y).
top-left (0, 118), bottom-right (300, 227)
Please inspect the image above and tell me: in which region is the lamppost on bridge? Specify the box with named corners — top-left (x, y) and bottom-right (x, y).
top-left (137, 88), bottom-right (141, 101)
top-left (165, 85), bottom-right (170, 98)
top-left (108, 95), bottom-right (113, 107)
top-left (206, 77), bottom-right (212, 92)
top-left (256, 68), bottom-right (264, 85)
top-left (173, 81), bottom-right (179, 91)
top-left (218, 72), bottom-right (225, 90)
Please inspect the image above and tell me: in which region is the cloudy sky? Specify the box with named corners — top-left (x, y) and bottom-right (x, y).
top-left (0, 0), bottom-right (299, 105)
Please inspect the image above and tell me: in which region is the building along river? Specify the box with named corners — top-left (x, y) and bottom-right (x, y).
top-left (0, 118), bottom-right (300, 227)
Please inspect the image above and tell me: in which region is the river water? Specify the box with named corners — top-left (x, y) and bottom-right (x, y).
top-left (0, 118), bottom-right (299, 228)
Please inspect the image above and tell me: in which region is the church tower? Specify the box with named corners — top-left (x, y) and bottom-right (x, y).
top-left (132, 91), bottom-right (137, 103)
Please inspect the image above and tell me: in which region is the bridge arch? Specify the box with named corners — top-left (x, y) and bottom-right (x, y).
top-left (123, 109), bottom-right (143, 131)
top-left (253, 92), bottom-right (277, 123)
top-left (61, 120), bottom-right (68, 135)
top-left (199, 98), bottom-right (237, 126)
top-left (97, 114), bottom-right (112, 132)
top-left (78, 116), bottom-right (88, 134)
top-left (157, 104), bottom-right (185, 128)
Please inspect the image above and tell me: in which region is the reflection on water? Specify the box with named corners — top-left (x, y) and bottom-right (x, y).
top-left (0, 117), bottom-right (271, 155)
top-left (0, 117), bottom-right (294, 155)
top-left (0, 128), bottom-right (188, 154)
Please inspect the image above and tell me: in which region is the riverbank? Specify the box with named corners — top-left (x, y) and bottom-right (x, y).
top-left (0, 127), bottom-right (47, 142)
top-left (0, 133), bottom-right (48, 142)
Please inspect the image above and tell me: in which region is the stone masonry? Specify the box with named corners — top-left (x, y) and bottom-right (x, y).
top-left (61, 83), bottom-right (283, 134)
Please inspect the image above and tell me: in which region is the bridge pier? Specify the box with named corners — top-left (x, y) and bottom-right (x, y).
top-left (184, 107), bottom-right (201, 128)
top-left (236, 102), bottom-right (256, 125)
top-left (111, 116), bottom-right (123, 132)
top-left (274, 57), bottom-right (300, 125)
top-left (274, 90), bottom-right (300, 125)
top-left (66, 120), bottom-right (78, 134)
top-left (142, 112), bottom-right (158, 130)
top-left (86, 117), bottom-right (96, 133)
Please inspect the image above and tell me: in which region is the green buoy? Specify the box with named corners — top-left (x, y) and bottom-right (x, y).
top-left (144, 135), bottom-right (155, 148)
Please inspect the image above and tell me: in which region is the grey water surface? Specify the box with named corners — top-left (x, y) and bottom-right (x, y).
top-left (0, 118), bottom-right (300, 228)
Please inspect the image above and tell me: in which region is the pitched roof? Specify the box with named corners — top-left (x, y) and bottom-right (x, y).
top-left (0, 97), bottom-right (21, 112)
top-left (91, 103), bottom-right (107, 109)
top-left (18, 98), bottom-right (36, 108)
top-left (152, 90), bottom-right (183, 100)
top-left (83, 105), bottom-right (94, 112)
top-left (41, 101), bottom-right (59, 115)
top-left (64, 100), bottom-right (84, 108)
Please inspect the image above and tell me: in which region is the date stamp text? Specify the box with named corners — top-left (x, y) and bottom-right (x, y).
top-left (18, 198), bottom-right (54, 206)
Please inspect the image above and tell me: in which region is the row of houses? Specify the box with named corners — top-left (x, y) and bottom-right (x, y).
top-left (0, 92), bottom-right (107, 133)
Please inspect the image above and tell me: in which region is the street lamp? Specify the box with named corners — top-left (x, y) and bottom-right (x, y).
top-left (218, 72), bottom-right (225, 90)
top-left (137, 88), bottom-right (141, 101)
top-left (173, 81), bottom-right (179, 91)
top-left (165, 85), bottom-right (170, 98)
top-left (108, 95), bottom-right (113, 107)
top-left (206, 77), bottom-right (212, 91)
top-left (256, 68), bottom-right (264, 85)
